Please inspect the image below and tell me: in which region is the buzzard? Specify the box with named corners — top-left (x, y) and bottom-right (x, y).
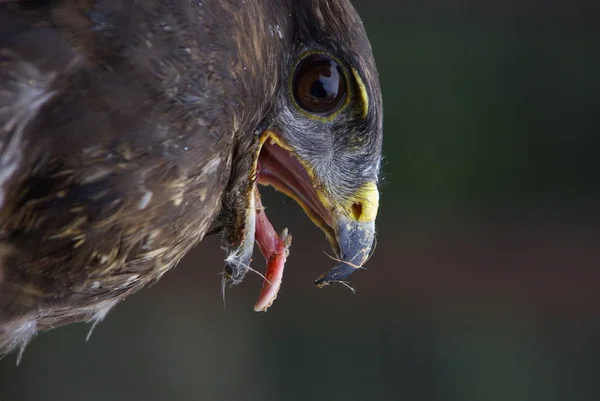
top-left (0, 0), bottom-right (383, 360)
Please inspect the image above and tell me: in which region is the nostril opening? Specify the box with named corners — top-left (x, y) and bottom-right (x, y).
top-left (351, 202), bottom-right (363, 220)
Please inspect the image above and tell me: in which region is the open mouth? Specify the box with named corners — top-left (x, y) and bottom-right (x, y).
top-left (225, 131), bottom-right (378, 312)
top-left (256, 136), bottom-right (337, 250)
top-left (250, 133), bottom-right (336, 311)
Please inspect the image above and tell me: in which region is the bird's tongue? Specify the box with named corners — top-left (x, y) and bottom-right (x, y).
top-left (253, 186), bottom-right (292, 312)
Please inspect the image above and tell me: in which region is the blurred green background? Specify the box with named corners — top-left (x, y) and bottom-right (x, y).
top-left (2, 1), bottom-right (600, 400)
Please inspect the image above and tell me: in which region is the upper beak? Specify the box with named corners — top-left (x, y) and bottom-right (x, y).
top-left (314, 215), bottom-right (376, 287)
top-left (314, 180), bottom-right (379, 287)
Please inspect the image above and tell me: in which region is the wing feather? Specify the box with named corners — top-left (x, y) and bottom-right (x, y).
top-left (0, 6), bottom-right (233, 359)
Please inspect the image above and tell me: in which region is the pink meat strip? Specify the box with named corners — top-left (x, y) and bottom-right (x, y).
top-left (253, 190), bottom-right (291, 312)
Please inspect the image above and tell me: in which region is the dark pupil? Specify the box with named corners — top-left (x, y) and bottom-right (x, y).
top-left (294, 56), bottom-right (346, 115)
top-left (310, 80), bottom-right (328, 98)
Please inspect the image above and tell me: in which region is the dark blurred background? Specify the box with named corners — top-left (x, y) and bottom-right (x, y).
top-left (2, 1), bottom-right (600, 400)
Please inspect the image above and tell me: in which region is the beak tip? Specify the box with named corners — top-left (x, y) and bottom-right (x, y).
top-left (314, 263), bottom-right (360, 288)
top-left (315, 216), bottom-right (375, 288)
top-left (224, 250), bottom-right (254, 287)
top-left (314, 279), bottom-right (329, 289)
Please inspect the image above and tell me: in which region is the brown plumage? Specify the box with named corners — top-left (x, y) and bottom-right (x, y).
top-left (0, 0), bottom-right (383, 360)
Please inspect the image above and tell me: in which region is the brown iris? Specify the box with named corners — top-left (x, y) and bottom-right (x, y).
top-left (292, 54), bottom-right (347, 116)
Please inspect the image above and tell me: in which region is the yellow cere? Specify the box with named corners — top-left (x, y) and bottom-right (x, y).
top-left (351, 68), bottom-right (369, 119)
top-left (346, 181), bottom-right (379, 222)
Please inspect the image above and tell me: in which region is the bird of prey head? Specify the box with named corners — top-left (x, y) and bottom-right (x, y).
top-left (218, 1), bottom-right (383, 310)
top-left (0, 0), bottom-right (382, 358)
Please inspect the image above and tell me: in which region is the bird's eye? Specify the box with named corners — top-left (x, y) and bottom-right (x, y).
top-left (292, 54), bottom-right (347, 116)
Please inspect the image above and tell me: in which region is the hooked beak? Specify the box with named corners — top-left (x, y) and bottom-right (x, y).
top-left (256, 131), bottom-right (380, 287)
top-left (222, 130), bottom-right (379, 311)
top-left (314, 215), bottom-right (376, 288)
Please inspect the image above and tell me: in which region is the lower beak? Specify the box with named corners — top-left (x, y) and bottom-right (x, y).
top-left (223, 186), bottom-right (256, 286)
